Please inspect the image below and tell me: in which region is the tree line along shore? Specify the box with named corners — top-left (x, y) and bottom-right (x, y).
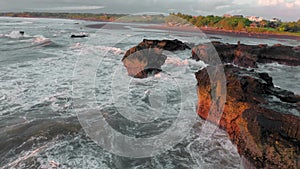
top-left (168, 13), bottom-right (300, 36)
top-left (1, 12), bottom-right (300, 37)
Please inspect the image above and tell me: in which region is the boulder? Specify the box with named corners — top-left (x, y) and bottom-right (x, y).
top-left (122, 39), bottom-right (190, 78)
top-left (70, 34), bottom-right (88, 38)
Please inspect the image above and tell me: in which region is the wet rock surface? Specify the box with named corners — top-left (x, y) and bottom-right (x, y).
top-left (195, 65), bottom-right (300, 169)
top-left (122, 39), bottom-right (190, 78)
top-left (192, 41), bottom-right (300, 68)
top-left (122, 40), bottom-right (300, 168)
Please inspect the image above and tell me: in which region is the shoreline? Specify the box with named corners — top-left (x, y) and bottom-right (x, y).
top-left (2, 15), bottom-right (300, 40)
top-left (139, 24), bottom-right (300, 41)
top-left (85, 23), bottom-right (300, 41)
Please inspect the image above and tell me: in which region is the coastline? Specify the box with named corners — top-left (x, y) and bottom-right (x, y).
top-left (85, 23), bottom-right (300, 40)
top-left (1, 14), bottom-right (300, 169)
top-left (2, 15), bottom-right (300, 40)
top-left (139, 24), bottom-right (300, 41)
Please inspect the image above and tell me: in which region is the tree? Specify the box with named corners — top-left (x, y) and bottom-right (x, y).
top-left (277, 23), bottom-right (288, 32)
top-left (237, 20), bottom-right (245, 31)
top-left (259, 20), bottom-right (267, 28)
top-left (189, 17), bottom-right (197, 25)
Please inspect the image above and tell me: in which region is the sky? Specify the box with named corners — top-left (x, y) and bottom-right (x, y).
top-left (0, 0), bottom-right (299, 21)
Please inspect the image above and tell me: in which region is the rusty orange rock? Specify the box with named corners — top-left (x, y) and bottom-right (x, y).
top-left (196, 65), bottom-right (300, 169)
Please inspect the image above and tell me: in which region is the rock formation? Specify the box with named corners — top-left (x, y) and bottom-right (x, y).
top-left (196, 65), bottom-right (300, 169)
top-left (70, 34), bottom-right (88, 38)
top-left (192, 41), bottom-right (300, 68)
top-left (123, 40), bottom-right (300, 168)
top-left (122, 39), bottom-right (190, 78)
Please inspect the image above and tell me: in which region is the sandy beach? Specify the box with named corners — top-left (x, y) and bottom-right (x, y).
top-left (140, 24), bottom-right (300, 41)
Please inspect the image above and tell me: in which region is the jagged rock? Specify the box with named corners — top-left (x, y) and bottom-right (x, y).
top-left (195, 65), bottom-right (300, 169)
top-left (123, 39), bottom-right (300, 168)
top-left (192, 42), bottom-right (300, 68)
top-left (70, 34), bottom-right (88, 38)
top-left (122, 39), bottom-right (190, 78)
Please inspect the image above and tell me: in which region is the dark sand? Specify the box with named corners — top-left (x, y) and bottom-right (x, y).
top-left (86, 23), bottom-right (129, 30)
top-left (141, 25), bottom-right (300, 41)
top-left (86, 23), bottom-right (300, 41)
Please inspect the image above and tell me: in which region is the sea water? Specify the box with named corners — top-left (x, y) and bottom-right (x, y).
top-left (0, 17), bottom-right (299, 169)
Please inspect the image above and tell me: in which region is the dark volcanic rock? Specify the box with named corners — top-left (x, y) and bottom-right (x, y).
top-left (70, 34), bottom-right (88, 38)
top-left (196, 65), bottom-right (300, 169)
top-left (122, 39), bottom-right (190, 78)
top-left (123, 39), bottom-right (300, 168)
top-left (192, 42), bottom-right (300, 68)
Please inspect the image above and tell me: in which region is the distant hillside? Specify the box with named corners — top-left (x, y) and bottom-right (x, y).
top-left (0, 12), bottom-right (166, 23)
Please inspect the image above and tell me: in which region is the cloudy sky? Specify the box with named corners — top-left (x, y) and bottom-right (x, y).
top-left (0, 0), bottom-right (299, 21)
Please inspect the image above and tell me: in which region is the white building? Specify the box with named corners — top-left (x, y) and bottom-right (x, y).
top-left (269, 18), bottom-right (281, 22)
top-left (246, 16), bottom-right (264, 22)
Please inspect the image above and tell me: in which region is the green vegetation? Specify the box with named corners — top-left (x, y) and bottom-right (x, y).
top-left (113, 14), bottom-right (165, 23)
top-left (0, 12), bottom-right (125, 21)
top-left (168, 12), bottom-right (300, 35)
top-left (1, 12), bottom-right (299, 36)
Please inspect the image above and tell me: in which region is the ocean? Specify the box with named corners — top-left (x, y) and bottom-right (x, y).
top-left (0, 17), bottom-right (299, 169)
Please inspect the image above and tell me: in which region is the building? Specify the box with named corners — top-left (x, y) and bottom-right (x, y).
top-left (250, 22), bottom-right (258, 27)
top-left (246, 16), bottom-right (264, 22)
top-left (223, 14), bottom-right (232, 18)
top-left (269, 18), bottom-right (281, 22)
top-left (233, 15), bottom-right (244, 18)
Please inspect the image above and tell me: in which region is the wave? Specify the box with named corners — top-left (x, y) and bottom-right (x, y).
top-left (3, 31), bottom-right (30, 39)
top-left (31, 35), bottom-right (62, 48)
top-left (165, 57), bottom-right (207, 71)
top-left (1, 21), bottom-right (33, 26)
top-left (165, 57), bottom-right (189, 66)
top-left (96, 46), bottom-right (125, 55)
top-left (0, 117), bottom-right (81, 168)
top-left (71, 44), bottom-right (125, 55)
top-left (0, 33), bottom-right (61, 51)
top-left (31, 35), bottom-right (53, 47)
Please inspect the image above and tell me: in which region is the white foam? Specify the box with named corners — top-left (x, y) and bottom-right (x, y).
top-left (73, 44), bottom-right (124, 55)
top-left (274, 84), bottom-right (281, 88)
top-left (5, 31), bottom-right (25, 39)
top-left (165, 57), bottom-right (189, 66)
top-left (32, 35), bottom-right (52, 46)
top-left (1, 21), bottom-right (33, 26)
top-left (165, 57), bottom-right (207, 70)
top-left (96, 46), bottom-right (124, 55)
top-left (70, 43), bottom-right (82, 49)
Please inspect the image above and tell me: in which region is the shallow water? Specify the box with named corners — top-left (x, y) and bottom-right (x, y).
top-left (0, 17), bottom-right (299, 169)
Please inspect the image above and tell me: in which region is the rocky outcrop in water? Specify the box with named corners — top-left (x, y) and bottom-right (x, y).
top-left (192, 41), bottom-right (300, 68)
top-left (122, 39), bottom-right (190, 78)
top-left (196, 65), bottom-right (300, 169)
top-left (123, 39), bottom-right (300, 168)
top-left (70, 34), bottom-right (88, 38)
